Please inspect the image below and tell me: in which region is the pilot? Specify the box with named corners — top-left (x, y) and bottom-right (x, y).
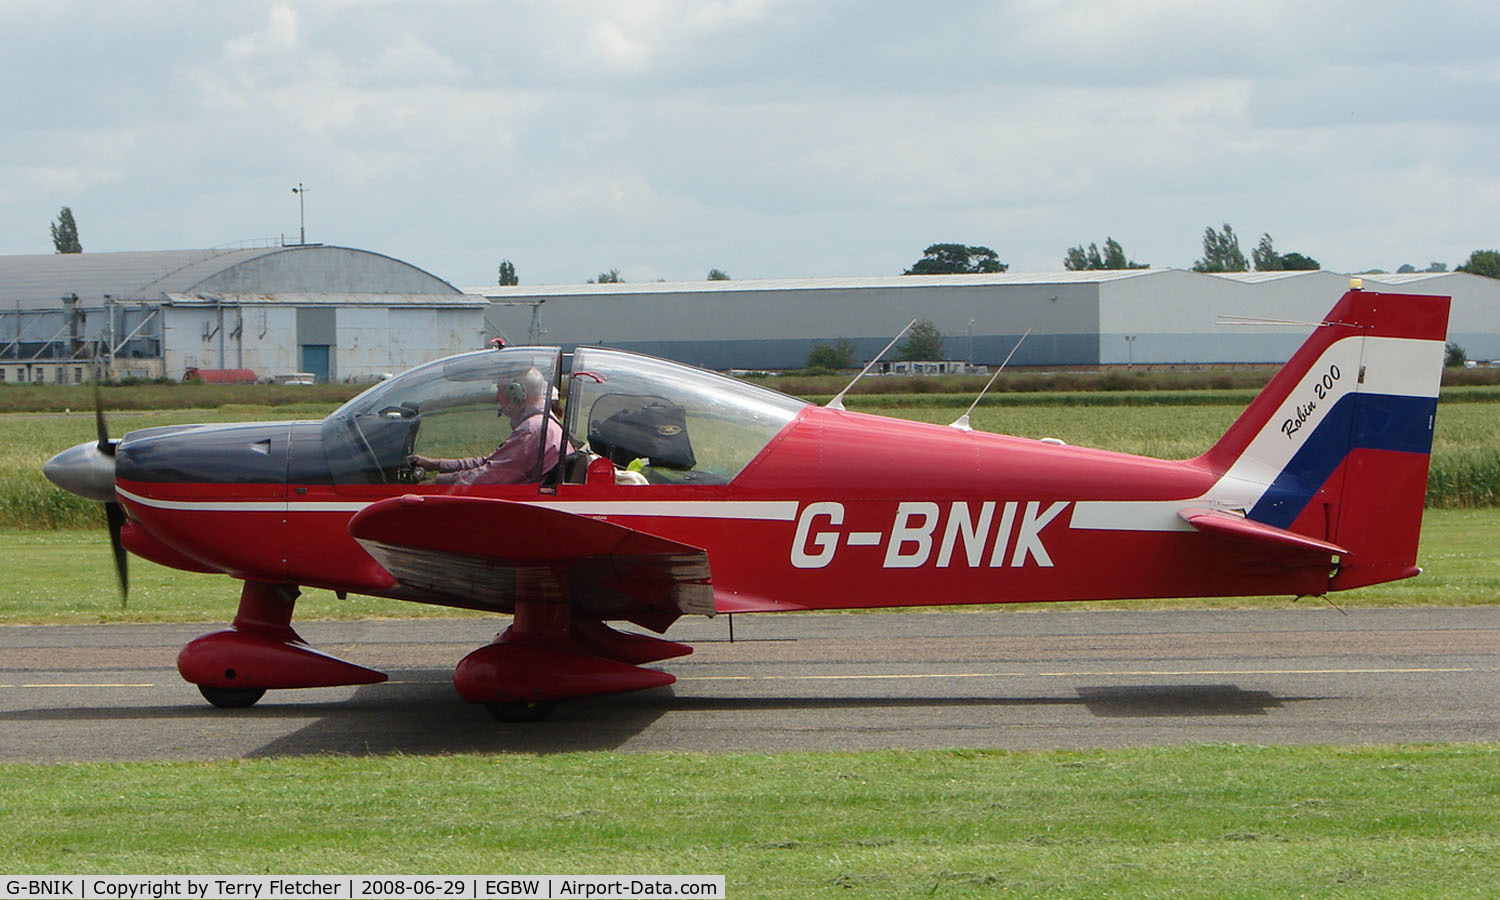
top-left (408, 367), bottom-right (568, 485)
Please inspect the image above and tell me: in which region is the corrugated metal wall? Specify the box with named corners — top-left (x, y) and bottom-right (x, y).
top-left (481, 270), bottom-right (1500, 368)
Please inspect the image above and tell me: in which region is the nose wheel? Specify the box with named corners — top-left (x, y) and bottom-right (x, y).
top-left (198, 685), bottom-right (267, 708)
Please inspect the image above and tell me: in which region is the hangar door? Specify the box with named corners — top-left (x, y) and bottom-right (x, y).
top-left (297, 307), bottom-right (336, 383)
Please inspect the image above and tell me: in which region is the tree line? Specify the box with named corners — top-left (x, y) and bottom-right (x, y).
top-left (1191, 224), bottom-right (1319, 273)
top-left (800, 233), bottom-right (1499, 369)
top-left (43, 206), bottom-right (1498, 282)
top-left (897, 233), bottom-right (1499, 279)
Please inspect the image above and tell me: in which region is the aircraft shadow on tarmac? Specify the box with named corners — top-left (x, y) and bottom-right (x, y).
top-left (4, 669), bottom-right (1314, 758)
top-left (251, 681), bottom-right (1305, 757)
top-left (251, 680), bottom-right (1095, 757)
top-left (1074, 684), bottom-right (1284, 717)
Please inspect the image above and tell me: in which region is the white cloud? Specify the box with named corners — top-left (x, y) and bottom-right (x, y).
top-left (366, 36), bottom-right (472, 85)
top-left (223, 4), bottom-right (299, 60)
top-left (584, 19), bottom-right (653, 73)
top-left (2, 1), bottom-right (1498, 280)
top-left (17, 163), bottom-right (125, 195)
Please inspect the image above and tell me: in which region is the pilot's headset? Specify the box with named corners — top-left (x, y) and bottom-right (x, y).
top-left (498, 379), bottom-right (526, 416)
top-left (499, 369), bottom-right (544, 415)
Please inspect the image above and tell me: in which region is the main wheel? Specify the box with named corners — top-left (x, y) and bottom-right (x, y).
top-left (198, 685), bottom-right (267, 708)
top-left (485, 699), bottom-right (558, 722)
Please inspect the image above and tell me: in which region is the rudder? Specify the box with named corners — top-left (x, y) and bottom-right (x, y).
top-left (1197, 289), bottom-right (1450, 590)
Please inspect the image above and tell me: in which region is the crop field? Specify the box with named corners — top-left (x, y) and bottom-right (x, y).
top-left (5, 387), bottom-right (1500, 529)
top-left (0, 404), bottom-right (331, 528)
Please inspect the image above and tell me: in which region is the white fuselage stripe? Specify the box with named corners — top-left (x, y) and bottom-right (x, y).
top-left (534, 500), bottom-right (800, 520)
top-left (116, 487), bottom-right (292, 512)
top-left (114, 487), bottom-right (800, 522)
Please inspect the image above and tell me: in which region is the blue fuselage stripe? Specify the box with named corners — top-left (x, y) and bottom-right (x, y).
top-left (1250, 393), bottom-right (1437, 528)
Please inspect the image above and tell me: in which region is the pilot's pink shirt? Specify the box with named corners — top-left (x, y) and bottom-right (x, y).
top-left (435, 408), bottom-right (567, 485)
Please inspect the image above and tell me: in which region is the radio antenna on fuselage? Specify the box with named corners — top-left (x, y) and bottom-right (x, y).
top-left (825, 318), bottom-right (918, 411)
top-left (949, 328), bottom-right (1031, 431)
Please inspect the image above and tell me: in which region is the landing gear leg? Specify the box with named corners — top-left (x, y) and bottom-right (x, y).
top-left (454, 597), bottom-right (682, 722)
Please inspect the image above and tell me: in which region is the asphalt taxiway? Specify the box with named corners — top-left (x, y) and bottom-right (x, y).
top-left (2, 607), bottom-right (1497, 761)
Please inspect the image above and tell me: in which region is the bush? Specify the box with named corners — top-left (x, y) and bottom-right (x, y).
top-left (806, 338), bottom-right (857, 370)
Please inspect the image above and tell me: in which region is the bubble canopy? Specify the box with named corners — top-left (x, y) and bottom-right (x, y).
top-left (320, 346), bottom-right (807, 486)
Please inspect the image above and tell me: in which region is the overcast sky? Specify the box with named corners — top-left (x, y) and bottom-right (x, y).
top-left (3, 1), bottom-right (1497, 287)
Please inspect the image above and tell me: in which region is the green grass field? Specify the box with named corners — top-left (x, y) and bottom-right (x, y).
top-left (2, 746), bottom-right (1497, 897)
top-left (4, 389), bottom-right (1498, 895)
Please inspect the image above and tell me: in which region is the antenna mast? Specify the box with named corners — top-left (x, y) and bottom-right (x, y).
top-left (825, 318), bottom-right (917, 411)
top-left (950, 329), bottom-right (1031, 431)
top-left (291, 182), bottom-right (308, 245)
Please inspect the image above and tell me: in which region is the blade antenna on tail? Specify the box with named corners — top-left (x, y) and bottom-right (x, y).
top-left (1215, 315), bottom-right (1328, 328)
top-left (950, 329), bottom-right (1031, 431)
top-left (825, 318), bottom-right (917, 411)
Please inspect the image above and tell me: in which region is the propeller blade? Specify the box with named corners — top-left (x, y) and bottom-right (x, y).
top-left (104, 501), bottom-right (130, 607)
top-left (93, 381), bottom-right (116, 456)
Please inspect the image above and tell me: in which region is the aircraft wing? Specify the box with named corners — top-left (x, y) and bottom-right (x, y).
top-left (348, 494), bottom-right (713, 630)
top-left (1178, 507), bottom-right (1349, 557)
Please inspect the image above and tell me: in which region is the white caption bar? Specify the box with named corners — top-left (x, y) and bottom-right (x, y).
top-left (1, 877), bottom-right (724, 900)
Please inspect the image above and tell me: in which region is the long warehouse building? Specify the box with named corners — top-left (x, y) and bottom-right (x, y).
top-left (475, 268), bottom-right (1500, 370)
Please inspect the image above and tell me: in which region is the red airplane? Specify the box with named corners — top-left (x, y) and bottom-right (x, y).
top-left (44, 287), bottom-right (1450, 721)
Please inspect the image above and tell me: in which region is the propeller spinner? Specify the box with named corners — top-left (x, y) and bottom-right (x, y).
top-left (42, 384), bottom-right (129, 602)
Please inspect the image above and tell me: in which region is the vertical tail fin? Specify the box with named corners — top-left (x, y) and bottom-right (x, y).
top-left (1198, 289), bottom-right (1450, 590)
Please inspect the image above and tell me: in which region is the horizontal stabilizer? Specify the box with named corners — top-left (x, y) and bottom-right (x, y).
top-left (1178, 507), bottom-right (1348, 557)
